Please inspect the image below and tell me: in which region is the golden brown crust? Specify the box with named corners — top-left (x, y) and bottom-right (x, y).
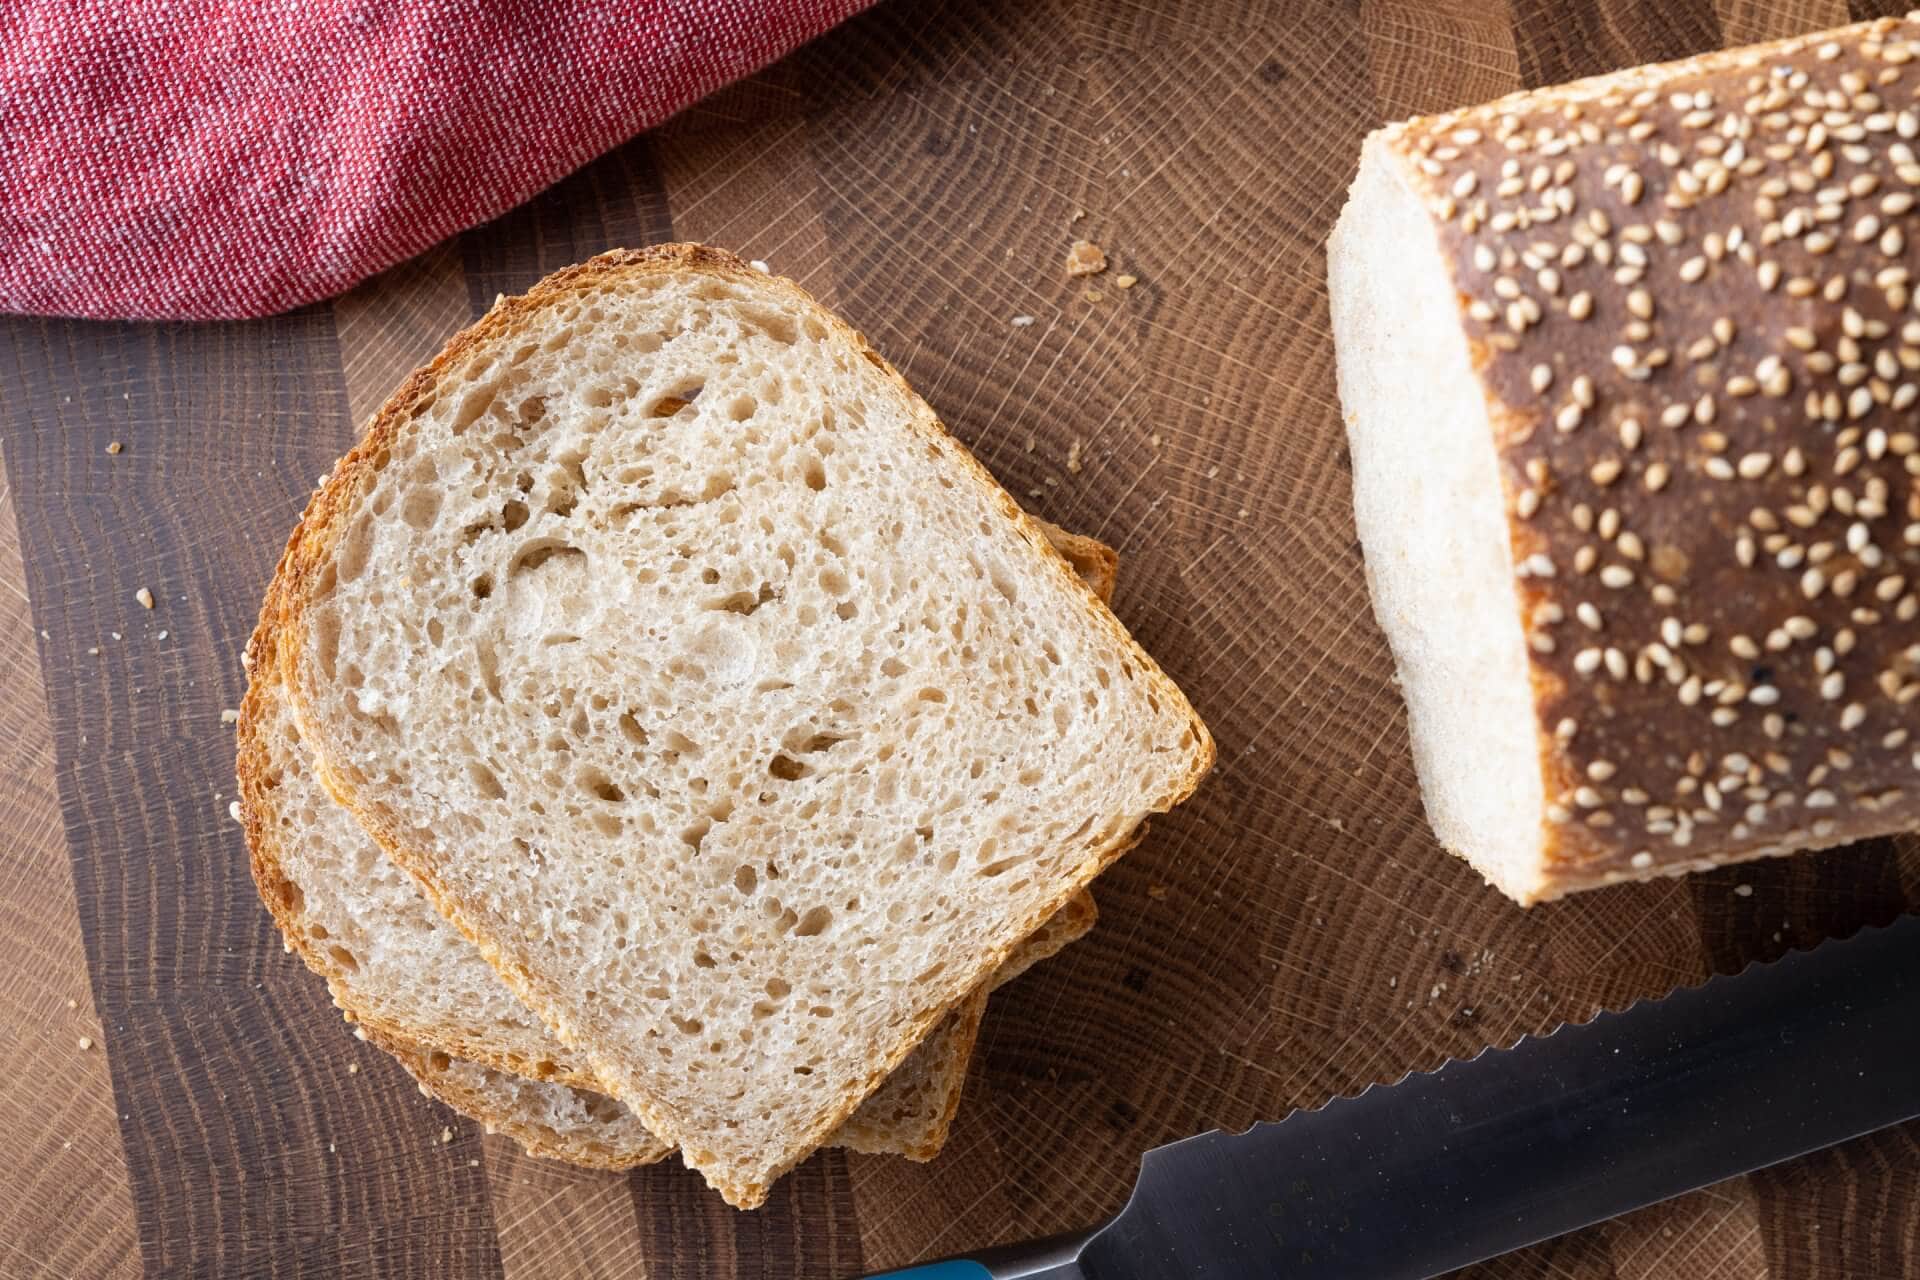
top-left (1377, 19), bottom-right (1920, 901)
top-left (265, 245), bottom-right (1206, 1203)
top-left (369, 1025), bottom-right (671, 1172)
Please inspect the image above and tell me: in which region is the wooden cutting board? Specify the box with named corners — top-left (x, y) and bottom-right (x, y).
top-left (2, 0), bottom-right (1916, 1275)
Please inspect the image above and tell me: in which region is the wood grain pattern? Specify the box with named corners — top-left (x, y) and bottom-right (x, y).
top-left (0, 454), bottom-right (141, 1280)
top-left (0, 0), bottom-right (1916, 1276)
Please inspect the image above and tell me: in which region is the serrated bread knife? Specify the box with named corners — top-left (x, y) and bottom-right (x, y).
top-left (865, 913), bottom-right (1920, 1280)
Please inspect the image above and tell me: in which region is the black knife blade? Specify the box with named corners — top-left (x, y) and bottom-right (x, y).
top-left (863, 913), bottom-right (1920, 1280)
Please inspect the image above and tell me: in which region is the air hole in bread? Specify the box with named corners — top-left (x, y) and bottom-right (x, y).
top-left (511, 539), bottom-right (584, 576)
top-left (617, 711), bottom-right (648, 746)
top-left (836, 600), bottom-right (857, 621)
top-left (335, 517), bottom-right (374, 583)
top-left (312, 612), bottom-right (340, 680)
top-left (802, 455), bottom-right (827, 491)
top-left (879, 656), bottom-right (907, 678)
top-left (425, 616), bottom-right (445, 647)
top-left (579, 767), bottom-right (624, 803)
top-left (710, 583), bottom-right (774, 616)
top-left (727, 395), bottom-right (756, 422)
top-left (474, 640), bottom-right (502, 700)
top-left (681, 818), bottom-right (712, 851)
top-left (768, 754), bottom-right (807, 781)
top-left (471, 574), bottom-right (493, 600)
top-left (468, 761), bottom-right (506, 800)
top-left (400, 486), bottom-right (441, 530)
top-left (671, 1014), bottom-right (703, 1035)
top-left (649, 382), bottom-right (703, 417)
top-left (327, 944), bottom-right (359, 973)
top-left (736, 306), bottom-right (797, 345)
top-left (918, 688), bottom-right (947, 704)
top-left (978, 858), bottom-right (1019, 877)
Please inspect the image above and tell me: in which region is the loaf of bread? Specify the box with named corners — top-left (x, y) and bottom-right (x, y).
top-left (270, 245), bottom-right (1212, 1204)
top-left (240, 521), bottom-right (1116, 1166)
top-left (1331, 16), bottom-right (1920, 904)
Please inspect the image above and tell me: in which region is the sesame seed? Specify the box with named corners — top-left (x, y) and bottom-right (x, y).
top-left (1599, 565), bottom-right (1634, 589)
top-left (1530, 363), bottom-right (1553, 393)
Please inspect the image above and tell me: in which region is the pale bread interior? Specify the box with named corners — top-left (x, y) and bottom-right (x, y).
top-left (1329, 140), bottom-right (1544, 902)
top-left (280, 247), bottom-right (1211, 1202)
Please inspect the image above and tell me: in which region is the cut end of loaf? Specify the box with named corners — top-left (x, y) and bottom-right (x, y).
top-left (1331, 137), bottom-right (1550, 904)
top-left (275, 243), bottom-right (1212, 1200)
top-left (1335, 16), bottom-right (1920, 903)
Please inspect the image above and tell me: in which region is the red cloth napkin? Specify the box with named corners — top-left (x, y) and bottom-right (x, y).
top-left (0, 1), bottom-right (872, 321)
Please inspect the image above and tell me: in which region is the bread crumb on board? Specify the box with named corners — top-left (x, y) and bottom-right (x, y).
top-left (66, 997), bottom-right (78, 1010)
top-left (1066, 439), bottom-right (1085, 474)
top-left (1065, 239), bottom-right (1107, 276)
top-left (105, 441), bottom-right (122, 455)
top-left (134, 587), bottom-right (154, 609)
top-left (77, 1036), bottom-right (92, 1051)
top-left (1083, 288), bottom-right (1104, 302)
top-left (1734, 884), bottom-right (1754, 898)
top-left (222, 709), bottom-right (240, 724)
top-left (347, 1062), bottom-right (359, 1075)
top-left (441, 1127), bottom-right (454, 1144)
top-left (1114, 274), bottom-right (1138, 290)
top-left (228, 800), bottom-right (243, 824)
top-left (1010, 315), bottom-right (1036, 327)
top-left (1147, 884), bottom-right (1169, 900)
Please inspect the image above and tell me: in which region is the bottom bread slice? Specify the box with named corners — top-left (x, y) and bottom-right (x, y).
top-left (240, 518), bottom-right (1119, 1164)
top-left (385, 1027), bottom-right (673, 1170)
top-left (383, 890), bottom-right (1100, 1169)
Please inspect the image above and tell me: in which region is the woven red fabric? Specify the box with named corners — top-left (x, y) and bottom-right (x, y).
top-left (0, 0), bottom-right (871, 321)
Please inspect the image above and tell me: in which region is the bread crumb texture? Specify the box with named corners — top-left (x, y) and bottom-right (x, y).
top-left (273, 245), bottom-right (1211, 1204)
top-left (1065, 239), bottom-right (1107, 276)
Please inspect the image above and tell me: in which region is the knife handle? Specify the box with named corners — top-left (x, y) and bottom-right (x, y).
top-left (859, 1226), bottom-right (1100, 1279)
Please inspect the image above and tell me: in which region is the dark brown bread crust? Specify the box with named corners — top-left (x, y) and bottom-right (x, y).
top-left (1380, 17), bottom-right (1920, 897)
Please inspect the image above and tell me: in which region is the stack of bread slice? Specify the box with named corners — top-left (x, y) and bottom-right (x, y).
top-left (237, 245), bottom-right (1211, 1205)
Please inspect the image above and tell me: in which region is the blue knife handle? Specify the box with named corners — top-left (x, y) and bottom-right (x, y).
top-left (866, 1265), bottom-right (993, 1280)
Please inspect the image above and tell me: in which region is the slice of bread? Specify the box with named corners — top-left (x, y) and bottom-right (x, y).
top-left (833, 879), bottom-right (1099, 1159)
top-left (379, 888), bottom-right (1101, 1172)
top-left (240, 521), bottom-right (1117, 1164)
top-left (273, 244), bottom-right (1212, 1204)
top-left (384, 1027), bottom-right (671, 1171)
